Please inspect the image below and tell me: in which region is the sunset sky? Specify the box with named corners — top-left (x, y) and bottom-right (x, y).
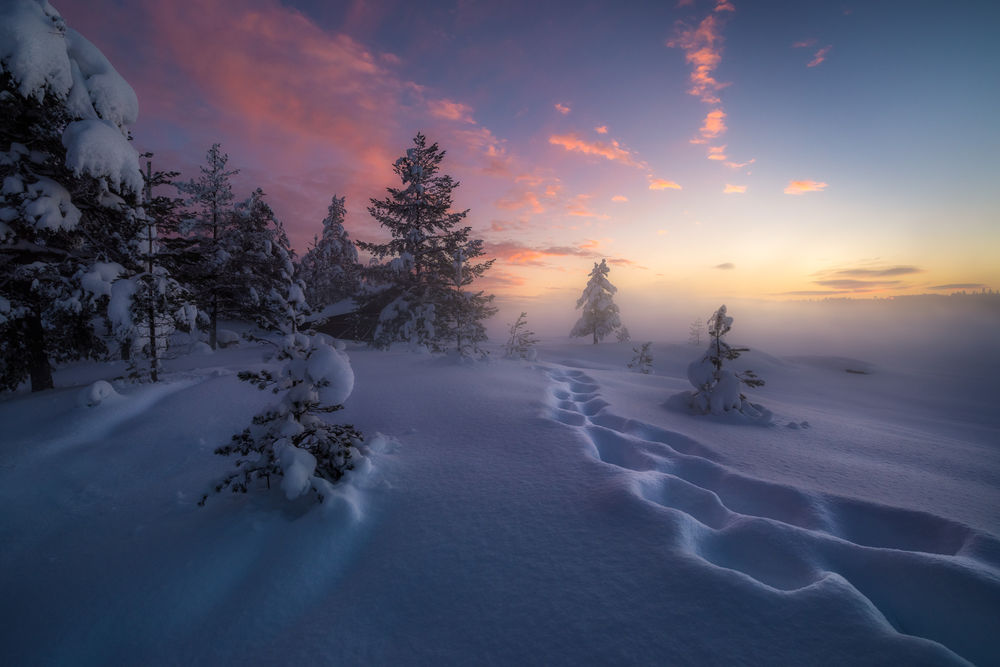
top-left (57, 0), bottom-right (999, 305)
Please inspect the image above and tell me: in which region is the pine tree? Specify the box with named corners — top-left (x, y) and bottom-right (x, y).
top-left (357, 133), bottom-right (495, 351)
top-left (504, 312), bottom-right (539, 360)
top-left (229, 187), bottom-right (307, 332)
top-left (686, 305), bottom-right (764, 414)
top-left (108, 156), bottom-right (189, 382)
top-left (688, 318), bottom-right (705, 345)
top-left (298, 195), bottom-right (361, 309)
top-left (176, 144), bottom-right (239, 349)
top-left (570, 259), bottom-right (621, 344)
top-left (201, 333), bottom-right (362, 505)
top-left (0, 1), bottom-right (144, 391)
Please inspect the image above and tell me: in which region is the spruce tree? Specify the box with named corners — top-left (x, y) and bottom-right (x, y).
top-left (176, 144), bottom-right (239, 349)
top-left (686, 305), bottom-right (764, 414)
top-left (298, 195), bottom-right (361, 309)
top-left (570, 259), bottom-right (621, 344)
top-left (504, 312), bottom-right (539, 360)
top-left (357, 133), bottom-right (495, 351)
top-left (0, 1), bottom-right (144, 391)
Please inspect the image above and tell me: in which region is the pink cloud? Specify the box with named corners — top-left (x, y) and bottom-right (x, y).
top-left (566, 195), bottom-right (609, 219)
top-left (700, 109), bottom-right (727, 140)
top-left (649, 178), bottom-right (682, 191)
top-left (594, 125), bottom-right (608, 134)
top-left (548, 134), bottom-right (645, 168)
top-left (792, 38), bottom-right (817, 48)
top-left (555, 102), bottom-right (571, 115)
top-left (667, 12), bottom-right (730, 104)
top-left (808, 45), bottom-right (832, 67)
top-left (784, 179), bottom-right (828, 195)
top-left (723, 184), bottom-right (746, 194)
top-left (429, 99), bottom-right (475, 123)
top-left (724, 158), bottom-right (755, 169)
top-left (707, 145), bottom-right (727, 160)
top-left (611, 195), bottom-right (628, 202)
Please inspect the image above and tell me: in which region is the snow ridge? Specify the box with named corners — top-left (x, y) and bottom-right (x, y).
top-left (543, 363), bottom-right (1000, 666)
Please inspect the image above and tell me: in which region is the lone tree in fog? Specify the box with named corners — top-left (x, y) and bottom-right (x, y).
top-left (686, 305), bottom-right (764, 415)
top-left (570, 259), bottom-right (621, 344)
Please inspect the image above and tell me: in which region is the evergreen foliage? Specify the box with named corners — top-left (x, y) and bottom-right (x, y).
top-left (176, 143), bottom-right (239, 349)
top-left (0, 5), bottom-right (143, 392)
top-left (200, 333), bottom-right (362, 505)
top-left (357, 133), bottom-right (495, 352)
top-left (298, 195), bottom-right (361, 309)
top-left (616, 326), bottom-right (631, 343)
top-left (570, 259), bottom-right (621, 344)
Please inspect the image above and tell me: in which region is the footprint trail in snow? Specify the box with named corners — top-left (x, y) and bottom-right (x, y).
top-left (543, 364), bottom-right (1000, 666)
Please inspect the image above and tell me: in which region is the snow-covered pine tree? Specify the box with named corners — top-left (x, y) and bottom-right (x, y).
top-left (229, 187), bottom-right (307, 332)
top-left (176, 143), bottom-right (239, 349)
top-left (436, 239), bottom-right (496, 356)
top-left (298, 194), bottom-right (361, 309)
top-left (504, 311), bottom-right (539, 360)
top-left (201, 332), bottom-right (363, 505)
top-left (108, 156), bottom-right (189, 382)
top-left (357, 133), bottom-right (495, 351)
top-left (628, 342), bottom-right (653, 374)
top-left (0, 0), bottom-right (144, 391)
top-left (570, 259), bottom-right (621, 344)
top-left (686, 305), bottom-right (764, 415)
top-left (688, 318), bottom-right (705, 345)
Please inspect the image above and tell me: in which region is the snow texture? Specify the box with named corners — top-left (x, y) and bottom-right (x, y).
top-left (1, 332), bottom-right (998, 665)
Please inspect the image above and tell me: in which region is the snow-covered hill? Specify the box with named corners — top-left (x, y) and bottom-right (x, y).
top-left (1, 338), bottom-right (998, 665)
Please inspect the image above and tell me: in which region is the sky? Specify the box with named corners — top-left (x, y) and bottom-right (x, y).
top-left (55, 0), bottom-right (1000, 313)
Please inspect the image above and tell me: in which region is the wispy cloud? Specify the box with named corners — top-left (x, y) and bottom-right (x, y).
top-left (594, 125), bottom-right (608, 134)
top-left (555, 102), bottom-right (571, 115)
top-left (724, 158), bottom-right (755, 169)
top-left (831, 266), bottom-right (922, 278)
top-left (814, 279), bottom-right (902, 291)
top-left (566, 194), bottom-right (610, 219)
top-left (784, 179), bottom-right (828, 195)
top-left (807, 45), bottom-right (832, 67)
top-left (548, 134), bottom-right (645, 168)
top-left (667, 8), bottom-right (730, 105)
top-left (930, 283), bottom-right (987, 290)
top-left (485, 240), bottom-right (600, 266)
top-left (792, 38), bottom-right (817, 48)
top-left (707, 145), bottom-right (727, 160)
top-left (428, 98), bottom-right (475, 123)
top-left (723, 184), bottom-right (746, 194)
top-left (714, 262), bottom-right (735, 269)
top-left (649, 178), bottom-right (682, 191)
top-left (611, 195), bottom-right (628, 202)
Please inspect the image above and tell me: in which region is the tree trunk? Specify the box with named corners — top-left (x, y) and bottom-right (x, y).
top-left (593, 330), bottom-right (597, 344)
top-left (26, 312), bottom-right (53, 392)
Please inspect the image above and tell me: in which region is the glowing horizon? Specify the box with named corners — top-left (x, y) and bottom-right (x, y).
top-left (56, 0), bottom-right (1000, 302)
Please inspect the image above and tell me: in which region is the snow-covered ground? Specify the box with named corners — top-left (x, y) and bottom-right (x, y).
top-left (1, 337), bottom-right (998, 665)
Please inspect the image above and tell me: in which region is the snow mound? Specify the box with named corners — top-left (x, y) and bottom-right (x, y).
top-left (306, 342), bottom-right (353, 405)
top-left (77, 379), bottom-right (117, 407)
top-left (216, 329), bottom-right (240, 347)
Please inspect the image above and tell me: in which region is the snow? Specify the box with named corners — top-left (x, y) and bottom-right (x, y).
top-left (305, 340), bottom-right (353, 405)
top-left (62, 119), bottom-right (143, 195)
top-left (0, 337), bottom-right (998, 665)
top-left (23, 175), bottom-right (81, 231)
top-left (80, 261), bottom-right (123, 299)
top-left (77, 379), bottom-right (117, 406)
top-left (0, 0), bottom-right (72, 102)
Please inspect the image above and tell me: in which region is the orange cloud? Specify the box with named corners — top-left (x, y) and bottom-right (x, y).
top-left (784, 179), bottom-right (828, 195)
top-left (700, 109), bottom-right (727, 140)
top-left (707, 145), bottom-right (727, 160)
top-left (808, 45), bottom-right (832, 67)
top-left (611, 195), bottom-right (628, 202)
top-left (429, 99), bottom-right (475, 123)
top-left (486, 240), bottom-right (600, 266)
top-left (667, 12), bottom-right (729, 104)
top-left (555, 102), bottom-right (571, 114)
top-left (724, 158), bottom-right (755, 169)
top-left (594, 125), bottom-right (608, 134)
top-left (723, 184), bottom-right (746, 194)
top-left (496, 190), bottom-right (545, 214)
top-left (649, 178), bottom-right (682, 191)
top-left (567, 195), bottom-right (610, 219)
top-left (548, 134), bottom-right (644, 168)
top-left (714, 0), bottom-right (735, 11)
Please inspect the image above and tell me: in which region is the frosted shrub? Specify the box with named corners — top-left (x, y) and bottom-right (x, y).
top-left (628, 342), bottom-right (653, 374)
top-left (200, 333), bottom-right (363, 505)
top-left (504, 312), bottom-right (539, 360)
top-left (687, 305), bottom-right (764, 415)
